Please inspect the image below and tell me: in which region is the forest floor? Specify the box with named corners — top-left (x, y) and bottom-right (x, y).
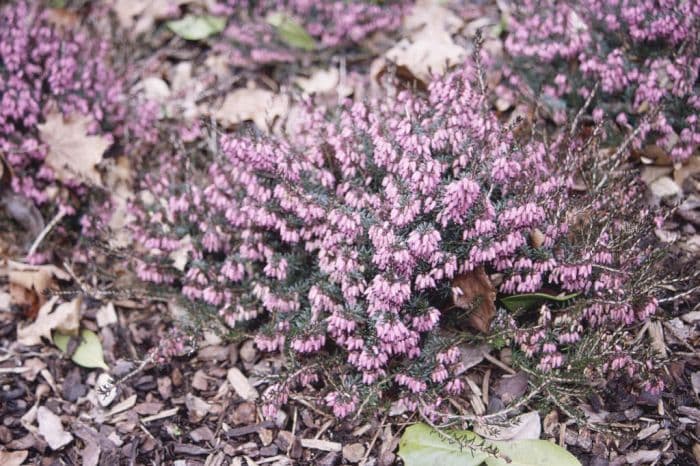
top-left (1, 1), bottom-right (700, 465)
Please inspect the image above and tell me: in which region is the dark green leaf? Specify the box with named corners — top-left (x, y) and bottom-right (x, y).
top-left (500, 292), bottom-right (579, 312)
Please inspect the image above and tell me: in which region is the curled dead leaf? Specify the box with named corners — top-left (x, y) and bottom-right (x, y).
top-left (17, 296), bottom-right (81, 346)
top-left (452, 267), bottom-right (496, 333)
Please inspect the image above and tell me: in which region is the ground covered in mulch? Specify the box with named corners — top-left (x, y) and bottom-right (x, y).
top-left (1, 1), bottom-right (700, 465)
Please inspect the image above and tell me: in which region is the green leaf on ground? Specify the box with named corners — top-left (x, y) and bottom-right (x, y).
top-left (500, 292), bottom-right (579, 312)
top-left (266, 12), bottom-right (316, 51)
top-left (54, 329), bottom-right (109, 370)
top-left (166, 15), bottom-right (226, 41)
top-left (398, 423), bottom-right (581, 466)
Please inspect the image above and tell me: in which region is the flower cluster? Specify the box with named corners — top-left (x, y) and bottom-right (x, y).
top-left (0, 2), bottom-right (157, 252)
top-left (504, 0), bottom-right (700, 161)
top-left (208, 0), bottom-right (411, 68)
top-left (133, 63), bottom-right (664, 418)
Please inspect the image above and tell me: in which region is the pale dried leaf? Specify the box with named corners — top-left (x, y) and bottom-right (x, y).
top-left (452, 267), bottom-right (496, 333)
top-left (649, 176), bottom-right (681, 198)
top-left (38, 406), bottom-right (74, 450)
top-left (674, 155), bottom-right (700, 187)
top-left (96, 302), bottom-right (118, 327)
top-left (213, 88), bottom-right (289, 132)
top-left (0, 450), bottom-right (28, 466)
top-left (169, 234), bottom-right (193, 271)
top-left (135, 76), bottom-right (172, 102)
top-left (647, 321), bottom-right (668, 358)
top-left (17, 296), bottom-right (81, 346)
top-left (227, 367), bottom-right (259, 401)
top-left (9, 260), bottom-right (70, 296)
top-left (294, 68), bottom-right (339, 95)
top-left (475, 411), bottom-right (541, 441)
top-left (379, 0), bottom-right (466, 84)
top-left (39, 113), bottom-right (111, 187)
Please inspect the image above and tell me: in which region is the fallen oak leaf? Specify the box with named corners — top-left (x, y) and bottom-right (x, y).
top-left (212, 87), bottom-right (289, 132)
top-left (452, 267), bottom-right (497, 333)
top-left (17, 296), bottom-right (81, 346)
top-left (38, 112), bottom-right (111, 187)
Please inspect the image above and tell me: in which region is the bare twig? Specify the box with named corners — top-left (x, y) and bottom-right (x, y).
top-left (27, 208), bottom-right (66, 257)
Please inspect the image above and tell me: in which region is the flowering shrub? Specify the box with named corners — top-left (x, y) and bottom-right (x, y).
top-left (0, 2), bottom-right (157, 252)
top-left (504, 0), bottom-right (700, 162)
top-left (133, 63), bottom-right (665, 419)
top-left (209, 0), bottom-right (412, 68)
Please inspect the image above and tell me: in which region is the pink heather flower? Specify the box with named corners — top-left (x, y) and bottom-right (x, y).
top-left (505, 0), bottom-right (700, 161)
top-left (324, 391), bottom-right (359, 418)
top-left (133, 58), bottom-right (668, 417)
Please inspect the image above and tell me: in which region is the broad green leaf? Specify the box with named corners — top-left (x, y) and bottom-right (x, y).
top-left (484, 439), bottom-right (581, 466)
top-left (54, 329), bottom-right (109, 371)
top-left (500, 292), bottom-right (579, 312)
top-left (398, 423), bottom-right (581, 466)
top-left (398, 424), bottom-right (488, 466)
top-left (266, 12), bottom-right (316, 51)
top-left (166, 15), bottom-right (226, 41)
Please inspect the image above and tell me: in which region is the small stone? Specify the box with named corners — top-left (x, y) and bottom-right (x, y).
top-left (342, 443), bottom-right (366, 463)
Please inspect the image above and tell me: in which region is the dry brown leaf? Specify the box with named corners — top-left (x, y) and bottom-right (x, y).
top-left (38, 406), bottom-right (74, 450)
top-left (8, 260), bottom-right (70, 308)
top-left (111, 0), bottom-right (188, 36)
top-left (0, 450), bottom-right (28, 466)
top-left (649, 176), bottom-right (681, 198)
top-left (213, 88), bottom-right (289, 132)
top-left (452, 267), bottom-right (496, 333)
top-left (377, 0), bottom-right (467, 84)
top-left (294, 68), bottom-right (340, 95)
top-left (38, 112), bottom-right (111, 187)
top-left (474, 411), bottom-right (541, 441)
top-left (17, 296), bottom-right (81, 346)
top-left (674, 155), bottom-right (700, 187)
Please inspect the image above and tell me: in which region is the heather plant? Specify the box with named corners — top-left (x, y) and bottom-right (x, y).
top-left (0, 1), bottom-right (155, 251)
top-left (133, 62), bottom-right (668, 420)
top-left (503, 0), bottom-right (700, 162)
top-left (207, 0), bottom-right (412, 68)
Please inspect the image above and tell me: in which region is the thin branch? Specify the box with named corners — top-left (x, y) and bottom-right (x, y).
top-left (27, 208), bottom-right (66, 257)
